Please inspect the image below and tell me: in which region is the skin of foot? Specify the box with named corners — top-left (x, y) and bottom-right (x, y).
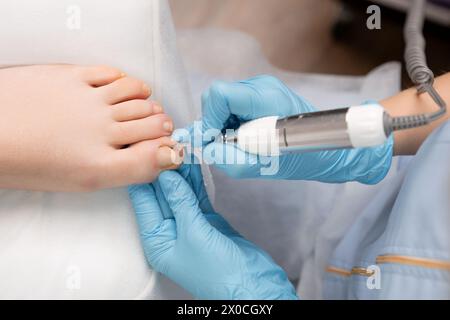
top-left (0, 64), bottom-right (183, 192)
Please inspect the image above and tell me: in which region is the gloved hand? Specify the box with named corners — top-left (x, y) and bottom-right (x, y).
top-left (128, 164), bottom-right (298, 300)
top-left (201, 75), bottom-right (394, 184)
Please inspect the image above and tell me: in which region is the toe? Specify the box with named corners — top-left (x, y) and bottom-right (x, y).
top-left (110, 114), bottom-right (174, 146)
top-left (106, 138), bottom-right (183, 186)
top-left (111, 100), bottom-right (155, 122)
top-left (100, 76), bottom-right (151, 104)
top-left (79, 65), bottom-right (125, 87)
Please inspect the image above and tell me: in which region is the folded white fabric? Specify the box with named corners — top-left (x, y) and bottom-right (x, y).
top-left (0, 0), bottom-right (195, 299)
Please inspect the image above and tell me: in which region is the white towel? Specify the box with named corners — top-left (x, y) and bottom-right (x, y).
top-left (0, 0), bottom-right (195, 299)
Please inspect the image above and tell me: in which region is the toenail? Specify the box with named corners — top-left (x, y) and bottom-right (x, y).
top-left (177, 145), bottom-right (184, 158)
top-left (157, 147), bottom-right (183, 170)
top-left (153, 104), bottom-right (163, 114)
top-left (172, 143), bottom-right (185, 158)
top-left (142, 83), bottom-right (151, 94)
top-left (163, 121), bottom-right (173, 132)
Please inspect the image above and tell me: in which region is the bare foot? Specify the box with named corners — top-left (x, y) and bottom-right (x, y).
top-left (0, 65), bottom-right (183, 192)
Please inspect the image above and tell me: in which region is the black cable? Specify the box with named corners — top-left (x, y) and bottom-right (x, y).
top-left (389, 0), bottom-right (447, 132)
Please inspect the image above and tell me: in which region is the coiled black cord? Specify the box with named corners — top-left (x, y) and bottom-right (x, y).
top-left (389, 0), bottom-right (447, 132)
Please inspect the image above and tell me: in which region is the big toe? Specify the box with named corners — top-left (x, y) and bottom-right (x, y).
top-left (106, 138), bottom-right (184, 186)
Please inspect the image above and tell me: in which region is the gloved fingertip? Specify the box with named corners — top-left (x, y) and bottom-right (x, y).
top-left (127, 183), bottom-right (160, 216)
top-left (158, 170), bottom-right (179, 183)
top-left (127, 184), bottom-right (139, 194)
top-left (158, 170), bottom-right (187, 197)
top-left (128, 183), bottom-right (150, 198)
top-left (209, 79), bottom-right (232, 93)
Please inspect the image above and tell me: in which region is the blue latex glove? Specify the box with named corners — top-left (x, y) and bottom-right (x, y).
top-left (128, 164), bottom-right (298, 300)
top-left (201, 75), bottom-right (394, 184)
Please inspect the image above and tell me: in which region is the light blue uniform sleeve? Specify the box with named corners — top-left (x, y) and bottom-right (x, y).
top-left (323, 120), bottom-right (450, 299)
